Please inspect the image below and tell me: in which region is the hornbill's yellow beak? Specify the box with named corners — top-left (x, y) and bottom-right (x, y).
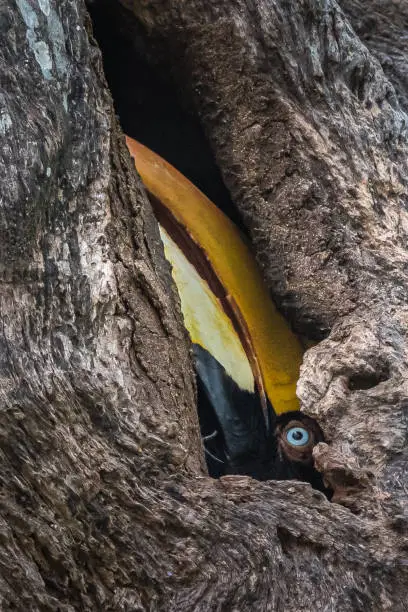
top-left (126, 137), bottom-right (303, 411)
top-left (126, 136), bottom-right (327, 490)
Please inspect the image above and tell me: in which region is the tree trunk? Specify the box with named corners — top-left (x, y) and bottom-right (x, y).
top-left (0, 0), bottom-right (407, 610)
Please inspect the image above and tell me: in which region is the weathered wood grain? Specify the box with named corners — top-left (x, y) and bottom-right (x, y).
top-left (0, 0), bottom-right (407, 609)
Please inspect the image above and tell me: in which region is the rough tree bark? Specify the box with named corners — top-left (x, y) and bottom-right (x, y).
top-left (0, 0), bottom-right (407, 610)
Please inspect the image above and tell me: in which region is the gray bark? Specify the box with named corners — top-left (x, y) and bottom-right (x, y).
top-left (341, 0), bottom-right (408, 112)
top-left (0, 0), bottom-right (407, 610)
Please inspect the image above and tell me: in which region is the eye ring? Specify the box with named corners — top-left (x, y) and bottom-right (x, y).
top-left (285, 426), bottom-right (310, 447)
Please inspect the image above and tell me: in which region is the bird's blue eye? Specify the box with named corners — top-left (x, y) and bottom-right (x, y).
top-left (286, 427), bottom-right (310, 447)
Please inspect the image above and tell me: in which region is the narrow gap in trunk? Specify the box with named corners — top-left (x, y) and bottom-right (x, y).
top-left (87, 0), bottom-right (244, 231)
top-left (87, 3), bottom-right (331, 497)
top-left (86, 3), bottom-right (326, 346)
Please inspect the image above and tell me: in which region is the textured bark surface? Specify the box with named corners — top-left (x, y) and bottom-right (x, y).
top-left (0, 0), bottom-right (407, 610)
top-left (341, 0), bottom-right (408, 112)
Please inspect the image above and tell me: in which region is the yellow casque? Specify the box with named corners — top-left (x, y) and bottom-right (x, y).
top-left (126, 136), bottom-right (303, 415)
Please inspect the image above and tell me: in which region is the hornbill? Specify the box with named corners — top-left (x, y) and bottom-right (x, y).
top-left (126, 136), bottom-right (327, 493)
